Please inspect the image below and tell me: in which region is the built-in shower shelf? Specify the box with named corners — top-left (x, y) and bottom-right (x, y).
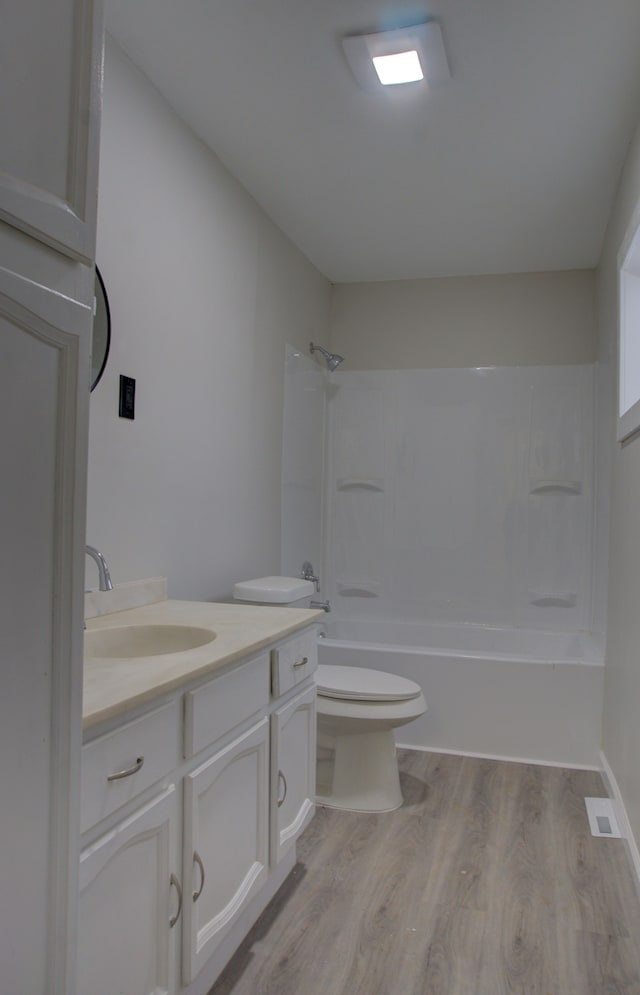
top-left (529, 480), bottom-right (582, 495)
top-left (337, 582), bottom-right (380, 598)
top-left (336, 478), bottom-right (384, 492)
top-left (529, 591), bottom-right (577, 608)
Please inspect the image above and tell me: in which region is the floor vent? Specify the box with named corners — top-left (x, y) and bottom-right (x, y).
top-left (584, 797), bottom-right (622, 838)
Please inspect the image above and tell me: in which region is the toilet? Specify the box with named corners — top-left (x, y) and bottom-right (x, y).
top-left (232, 576), bottom-right (427, 814)
top-left (315, 665), bottom-right (426, 813)
top-left (233, 575), bottom-right (315, 608)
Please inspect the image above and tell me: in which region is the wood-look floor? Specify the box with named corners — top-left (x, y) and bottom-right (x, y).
top-left (211, 751), bottom-right (640, 995)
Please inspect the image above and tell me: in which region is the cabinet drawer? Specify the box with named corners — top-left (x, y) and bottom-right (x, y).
top-left (184, 652), bottom-right (270, 758)
top-left (271, 628), bottom-right (318, 698)
top-left (81, 700), bottom-right (180, 833)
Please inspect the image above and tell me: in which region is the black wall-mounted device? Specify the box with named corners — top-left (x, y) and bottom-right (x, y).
top-left (119, 375), bottom-right (136, 419)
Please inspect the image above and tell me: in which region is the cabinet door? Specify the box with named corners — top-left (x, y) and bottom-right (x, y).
top-left (0, 2), bottom-right (103, 993)
top-left (182, 718), bottom-right (270, 984)
top-left (0, 262), bottom-right (95, 995)
top-left (77, 786), bottom-right (180, 995)
top-left (271, 683), bottom-right (317, 865)
top-left (0, 0), bottom-right (104, 260)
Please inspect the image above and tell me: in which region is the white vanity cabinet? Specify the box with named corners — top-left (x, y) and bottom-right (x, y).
top-left (77, 700), bottom-right (183, 995)
top-left (77, 786), bottom-right (181, 995)
top-left (79, 619), bottom-right (318, 995)
top-left (182, 717), bottom-right (270, 983)
top-left (80, 698), bottom-right (181, 833)
top-left (271, 682), bottom-right (317, 865)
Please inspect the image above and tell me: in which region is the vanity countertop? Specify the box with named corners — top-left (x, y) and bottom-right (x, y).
top-left (83, 599), bottom-right (323, 731)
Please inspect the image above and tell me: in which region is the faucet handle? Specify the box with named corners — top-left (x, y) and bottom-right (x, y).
top-left (300, 560), bottom-right (320, 592)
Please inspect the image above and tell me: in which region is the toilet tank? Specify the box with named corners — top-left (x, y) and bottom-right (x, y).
top-left (233, 576), bottom-right (315, 608)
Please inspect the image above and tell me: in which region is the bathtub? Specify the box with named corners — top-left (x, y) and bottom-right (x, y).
top-left (317, 619), bottom-right (604, 768)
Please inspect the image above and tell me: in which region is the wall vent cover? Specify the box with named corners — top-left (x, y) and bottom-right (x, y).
top-left (584, 797), bottom-right (622, 838)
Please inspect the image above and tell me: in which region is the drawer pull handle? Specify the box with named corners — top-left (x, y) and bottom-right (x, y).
top-left (169, 873), bottom-right (183, 928)
top-left (278, 770), bottom-right (287, 808)
top-left (192, 851), bottom-right (206, 903)
top-left (292, 656), bottom-right (308, 670)
top-left (107, 756), bottom-right (144, 781)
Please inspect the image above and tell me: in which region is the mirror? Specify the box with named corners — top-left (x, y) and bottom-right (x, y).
top-left (91, 266), bottom-right (111, 391)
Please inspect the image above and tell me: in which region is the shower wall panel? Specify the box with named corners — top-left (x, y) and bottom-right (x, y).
top-left (325, 366), bottom-right (594, 631)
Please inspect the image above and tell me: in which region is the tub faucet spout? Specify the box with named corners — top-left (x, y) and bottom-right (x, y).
top-left (85, 545), bottom-right (113, 591)
top-left (311, 599), bottom-right (331, 613)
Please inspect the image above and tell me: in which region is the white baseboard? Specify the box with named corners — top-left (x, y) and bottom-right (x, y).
top-left (396, 741), bottom-right (599, 772)
top-left (599, 750), bottom-right (640, 891)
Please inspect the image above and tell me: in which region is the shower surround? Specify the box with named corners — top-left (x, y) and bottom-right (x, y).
top-left (280, 358), bottom-right (604, 765)
top-left (326, 365), bottom-right (596, 632)
top-left (319, 365), bottom-right (603, 766)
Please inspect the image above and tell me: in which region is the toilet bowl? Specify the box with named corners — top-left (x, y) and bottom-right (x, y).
top-left (315, 664), bottom-right (426, 813)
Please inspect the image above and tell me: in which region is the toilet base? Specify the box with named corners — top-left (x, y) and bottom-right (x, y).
top-left (316, 728), bottom-right (403, 813)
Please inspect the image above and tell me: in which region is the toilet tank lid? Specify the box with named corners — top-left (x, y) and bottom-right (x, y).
top-left (315, 664), bottom-right (423, 702)
top-left (233, 576), bottom-right (315, 603)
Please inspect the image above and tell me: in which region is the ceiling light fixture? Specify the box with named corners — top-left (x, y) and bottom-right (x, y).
top-left (372, 50), bottom-right (424, 86)
top-left (342, 20), bottom-right (450, 92)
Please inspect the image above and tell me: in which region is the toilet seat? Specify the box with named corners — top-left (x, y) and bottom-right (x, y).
top-left (315, 664), bottom-right (422, 702)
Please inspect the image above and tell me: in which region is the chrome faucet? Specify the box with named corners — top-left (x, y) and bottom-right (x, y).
top-left (85, 545), bottom-right (113, 591)
top-left (301, 560), bottom-right (320, 593)
top-left (310, 599), bottom-right (331, 613)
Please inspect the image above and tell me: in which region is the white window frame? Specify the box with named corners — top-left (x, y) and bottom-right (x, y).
top-left (617, 197), bottom-right (640, 443)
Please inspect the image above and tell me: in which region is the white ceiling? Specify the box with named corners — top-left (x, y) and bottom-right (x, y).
top-left (105, 0), bottom-right (640, 284)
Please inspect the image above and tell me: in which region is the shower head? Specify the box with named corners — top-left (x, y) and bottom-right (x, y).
top-left (310, 341), bottom-right (344, 372)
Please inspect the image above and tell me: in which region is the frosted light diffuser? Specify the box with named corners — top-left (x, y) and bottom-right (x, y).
top-left (342, 20), bottom-right (450, 93)
top-left (373, 51), bottom-right (424, 85)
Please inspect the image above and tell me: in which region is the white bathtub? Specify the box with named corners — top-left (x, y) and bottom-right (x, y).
top-left (318, 619), bottom-right (604, 768)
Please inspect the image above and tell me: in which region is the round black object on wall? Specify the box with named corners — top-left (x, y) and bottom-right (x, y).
top-left (91, 266), bottom-right (111, 392)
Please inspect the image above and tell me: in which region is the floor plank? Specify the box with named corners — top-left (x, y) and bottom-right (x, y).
top-left (211, 751), bottom-right (640, 995)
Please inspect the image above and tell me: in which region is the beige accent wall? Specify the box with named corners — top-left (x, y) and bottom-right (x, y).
top-left (330, 270), bottom-right (595, 370)
top-left (597, 117), bottom-right (640, 854)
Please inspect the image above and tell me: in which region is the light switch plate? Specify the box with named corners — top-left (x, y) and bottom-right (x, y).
top-left (119, 374), bottom-right (136, 419)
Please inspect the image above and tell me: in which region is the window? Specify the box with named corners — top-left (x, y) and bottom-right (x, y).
top-left (618, 201), bottom-right (640, 443)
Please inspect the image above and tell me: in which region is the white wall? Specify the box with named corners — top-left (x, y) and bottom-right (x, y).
top-left (87, 39), bottom-right (331, 600)
top-left (598, 117), bottom-right (640, 853)
top-left (330, 270), bottom-right (595, 370)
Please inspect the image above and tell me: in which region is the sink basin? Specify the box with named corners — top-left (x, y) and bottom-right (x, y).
top-left (85, 624), bottom-right (216, 659)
